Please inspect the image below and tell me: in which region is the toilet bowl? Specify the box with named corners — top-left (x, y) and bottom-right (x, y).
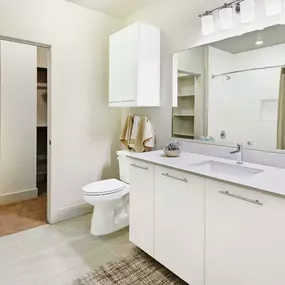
top-left (83, 151), bottom-right (130, 236)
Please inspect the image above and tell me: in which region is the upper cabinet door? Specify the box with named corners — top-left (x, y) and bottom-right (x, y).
top-left (119, 24), bottom-right (138, 104)
top-left (206, 180), bottom-right (285, 285)
top-left (109, 23), bottom-right (160, 107)
top-left (109, 31), bottom-right (122, 104)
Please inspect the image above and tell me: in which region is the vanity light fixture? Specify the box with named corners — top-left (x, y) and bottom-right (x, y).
top-left (240, 0), bottom-right (256, 23)
top-left (265, 0), bottom-right (282, 16)
top-left (201, 12), bottom-right (215, 35)
top-left (199, 1), bottom-right (247, 35)
top-left (219, 4), bottom-right (233, 30)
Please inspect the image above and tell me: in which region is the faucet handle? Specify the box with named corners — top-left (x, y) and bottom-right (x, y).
top-left (237, 143), bottom-right (243, 150)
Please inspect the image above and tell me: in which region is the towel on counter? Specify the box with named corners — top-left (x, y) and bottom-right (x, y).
top-left (134, 117), bottom-right (155, 152)
top-left (129, 116), bottom-right (141, 150)
top-left (120, 115), bottom-right (133, 148)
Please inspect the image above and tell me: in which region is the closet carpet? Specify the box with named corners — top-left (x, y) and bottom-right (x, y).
top-left (0, 195), bottom-right (47, 237)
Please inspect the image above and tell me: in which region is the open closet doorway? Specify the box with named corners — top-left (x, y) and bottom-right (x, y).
top-left (0, 41), bottom-right (51, 236)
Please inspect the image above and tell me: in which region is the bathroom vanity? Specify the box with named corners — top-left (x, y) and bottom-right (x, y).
top-left (127, 150), bottom-right (285, 285)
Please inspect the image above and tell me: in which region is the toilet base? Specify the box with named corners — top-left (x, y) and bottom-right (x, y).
top-left (90, 195), bottom-right (129, 236)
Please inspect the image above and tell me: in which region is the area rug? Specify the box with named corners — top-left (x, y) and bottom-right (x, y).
top-left (73, 248), bottom-right (187, 285)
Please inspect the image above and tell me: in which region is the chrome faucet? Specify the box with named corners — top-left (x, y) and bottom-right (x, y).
top-left (230, 143), bottom-right (243, 165)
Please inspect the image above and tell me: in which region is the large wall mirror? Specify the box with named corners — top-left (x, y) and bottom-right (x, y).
top-left (172, 24), bottom-right (285, 153)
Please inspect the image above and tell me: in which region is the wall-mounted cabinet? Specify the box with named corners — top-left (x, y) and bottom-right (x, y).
top-left (109, 22), bottom-right (160, 107)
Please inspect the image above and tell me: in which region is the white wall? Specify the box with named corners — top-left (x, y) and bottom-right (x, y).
top-left (123, 0), bottom-right (285, 149)
top-left (0, 41), bottom-right (37, 204)
top-left (0, 0), bottom-right (122, 222)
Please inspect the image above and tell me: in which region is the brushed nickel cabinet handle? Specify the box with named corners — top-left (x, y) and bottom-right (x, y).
top-left (219, 190), bottom-right (263, 206)
top-left (161, 173), bottom-right (188, 183)
top-left (130, 164), bottom-right (148, 171)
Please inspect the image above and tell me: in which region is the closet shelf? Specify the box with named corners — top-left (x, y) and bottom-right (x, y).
top-left (37, 83), bottom-right (47, 90)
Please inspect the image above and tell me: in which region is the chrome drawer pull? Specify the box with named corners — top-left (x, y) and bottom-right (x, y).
top-left (161, 173), bottom-right (188, 183)
top-left (219, 190), bottom-right (263, 206)
top-left (130, 164), bottom-right (148, 171)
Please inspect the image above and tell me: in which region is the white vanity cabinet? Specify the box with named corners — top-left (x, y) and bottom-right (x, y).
top-left (128, 153), bottom-right (285, 285)
top-left (129, 159), bottom-right (154, 256)
top-left (109, 22), bottom-right (160, 107)
top-left (206, 180), bottom-right (285, 285)
top-left (154, 166), bottom-right (205, 285)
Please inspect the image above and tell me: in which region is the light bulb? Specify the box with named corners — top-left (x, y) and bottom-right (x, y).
top-left (219, 6), bottom-right (233, 30)
top-left (240, 0), bottom-right (256, 23)
top-left (265, 0), bottom-right (282, 16)
top-left (201, 13), bottom-right (215, 35)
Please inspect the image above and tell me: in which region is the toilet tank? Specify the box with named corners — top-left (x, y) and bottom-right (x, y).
top-left (117, 150), bottom-right (130, 184)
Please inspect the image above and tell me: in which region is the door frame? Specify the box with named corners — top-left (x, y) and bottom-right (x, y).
top-left (0, 35), bottom-right (52, 223)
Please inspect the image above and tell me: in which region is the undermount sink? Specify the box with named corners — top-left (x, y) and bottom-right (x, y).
top-left (188, 160), bottom-right (264, 178)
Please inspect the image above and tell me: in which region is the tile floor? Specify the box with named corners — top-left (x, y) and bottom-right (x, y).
top-left (0, 214), bottom-right (134, 285)
top-left (0, 195), bottom-right (47, 236)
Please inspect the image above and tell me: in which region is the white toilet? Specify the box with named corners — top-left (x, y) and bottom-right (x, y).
top-left (83, 150), bottom-right (130, 236)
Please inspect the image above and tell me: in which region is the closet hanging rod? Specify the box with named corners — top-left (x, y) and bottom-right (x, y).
top-left (212, 64), bottom-right (285, 79)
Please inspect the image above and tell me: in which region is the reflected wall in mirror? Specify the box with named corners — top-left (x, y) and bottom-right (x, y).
top-left (173, 25), bottom-right (285, 152)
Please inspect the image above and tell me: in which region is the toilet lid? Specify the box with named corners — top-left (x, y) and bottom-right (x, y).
top-left (83, 179), bottom-right (128, 196)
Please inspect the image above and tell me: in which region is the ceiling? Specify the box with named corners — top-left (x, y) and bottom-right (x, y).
top-left (211, 25), bottom-right (285, 54)
top-left (67, 0), bottom-right (155, 18)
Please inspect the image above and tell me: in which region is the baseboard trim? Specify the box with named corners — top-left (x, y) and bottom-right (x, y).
top-left (0, 188), bottom-right (38, 205)
top-left (58, 202), bottom-right (93, 223)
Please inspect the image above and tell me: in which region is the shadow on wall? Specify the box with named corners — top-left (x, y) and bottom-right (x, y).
top-left (101, 121), bottom-right (121, 181)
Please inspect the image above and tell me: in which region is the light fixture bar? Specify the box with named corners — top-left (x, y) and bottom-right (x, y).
top-left (198, 0), bottom-right (242, 17)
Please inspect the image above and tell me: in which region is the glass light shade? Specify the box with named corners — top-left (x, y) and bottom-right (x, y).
top-left (219, 7), bottom-right (233, 30)
top-left (240, 0), bottom-right (256, 23)
top-left (201, 14), bottom-right (215, 35)
top-left (265, 0), bottom-right (282, 16)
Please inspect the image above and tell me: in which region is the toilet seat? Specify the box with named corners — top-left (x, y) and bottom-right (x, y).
top-left (83, 179), bottom-right (128, 196)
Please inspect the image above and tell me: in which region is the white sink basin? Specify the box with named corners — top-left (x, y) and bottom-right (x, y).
top-left (188, 160), bottom-right (264, 178)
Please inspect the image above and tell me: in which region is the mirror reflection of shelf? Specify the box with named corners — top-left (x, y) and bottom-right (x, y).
top-left (173, 132), bottom-right (194, 139)
top-left (173, 112), bottom-right (195, 117)
top-left (173, 70), bottom-right (199, 139)
top-left (178, 94), bottom-right (195, 97)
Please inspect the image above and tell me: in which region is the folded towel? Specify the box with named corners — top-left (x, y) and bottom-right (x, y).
top-left (129, 116), bottom-right (140, 149)
top-left (134, 117), bottom-right (155, 152)
top-left (120, 115), bottom-right (133, 148)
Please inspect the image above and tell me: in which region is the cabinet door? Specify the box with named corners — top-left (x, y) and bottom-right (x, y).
top-left (109, 25), bottom-right (138, 105)
top-left (109, 31), bottom-right (122, 103)
top-left (129, 160), bottom-right (154, 256)
top-left (154, 166), bottom-right (205, 285)
top-left (206, 180), bottom-right (285, 285)
top-left (120, 24), bottom-right (138, 103)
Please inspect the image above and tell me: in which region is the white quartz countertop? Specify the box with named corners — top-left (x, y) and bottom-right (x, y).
top-left (127, 150), bottom-right (285, 197)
